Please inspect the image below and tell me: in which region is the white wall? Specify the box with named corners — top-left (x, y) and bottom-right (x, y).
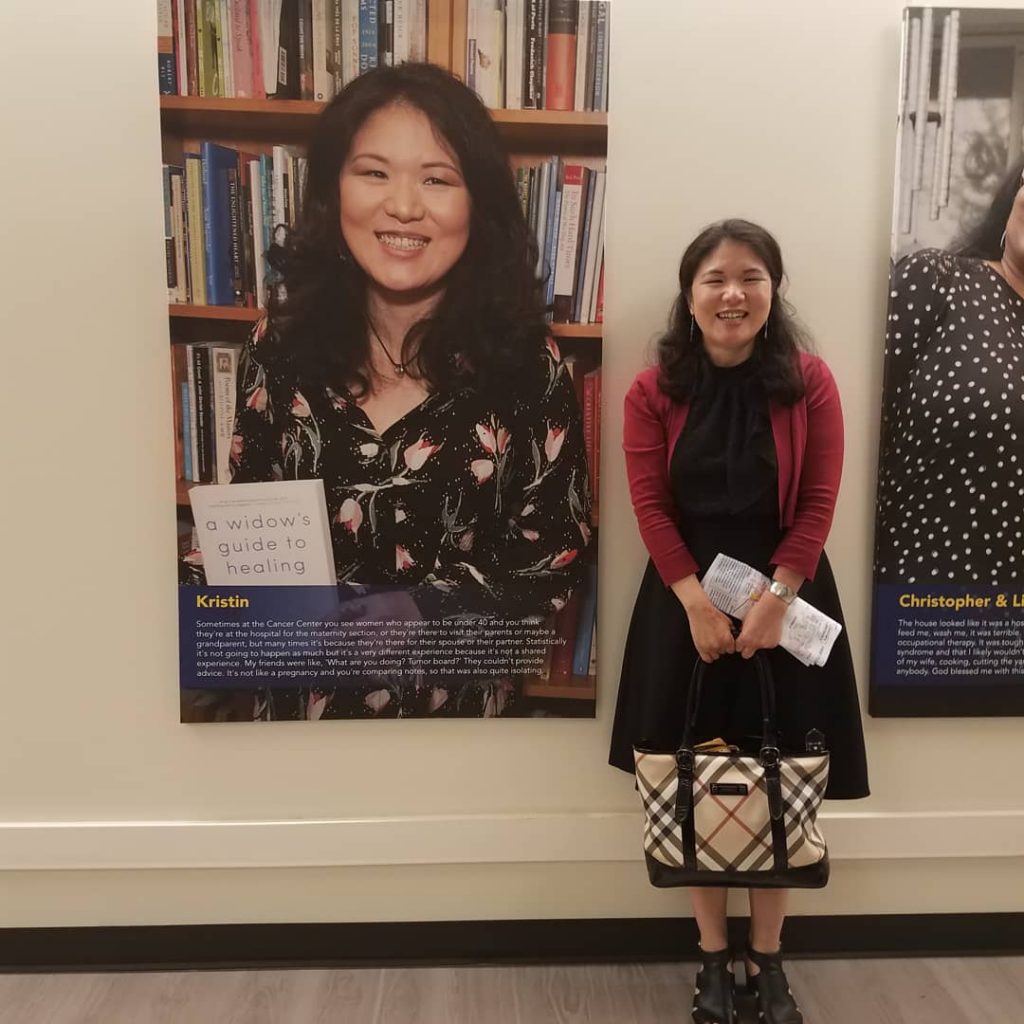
top-left (1, 0), bottom-right (1022, 928)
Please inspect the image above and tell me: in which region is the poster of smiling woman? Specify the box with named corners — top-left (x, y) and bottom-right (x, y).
top-left (163, 15), bottom-right (609, 722)
top-left (871, 6), bottom-right (1024, 716)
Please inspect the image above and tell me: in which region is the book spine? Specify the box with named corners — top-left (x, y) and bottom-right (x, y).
top-left (174, 0), bottom-right (188, 94)
top-left (249, 159), bottom-right (266, 308)
top-left (548, 590), bottom-right (581, 684)
top-left (171, 346), bottom-right (187, 481)
top-left (212, 0), bottom-right (227, 95)
top-left (380, 0), bottom-right (394, 67)
top-left (158, 0), bottom-right (178, 94)
top-left (522, 0), bottom-right (542, 109)
top-left (239, 157), bottom-right (256, 306)
top-left (184, 0), bottom-right (200, 95)
top-left (275, 0), bottom-right (301, 98)
top-left (551, 162), bottom-right (582, 321)
top-left (408, 0), bottom-right (426, 62)
top-left (598, 1), bottom-right (609, 111)
top-left (162, 166), bottom-right (176, 297)
top-left (571, 560), bottom-right (597, 677)
top-left (170, 168), bottom-right (189, 304)
top-left (572, 0), bottom-right (588, 112)
top-left (192, 344), bottom-right (214, 482)
top-left (358, 0), bottom-right (378, 72)
top-left (544, 182), bottom-right (561, 315)
top-left (571, 168), bottom-right (594, 323)
top-left (342, 0), bottom-right (360, 85)
top-left (227, 163), bottom-right (244, 305)
top-left (578, 168), bottom-right (604, 323)
top-left (184, 154), bottom-right (207, 305)
top-left (312, 0), bottom-right (333, 100)
top-left (247, 0), bottom-right (266, 96)
top-left (583, 0), bottom-right (597, 111)
top-left (185, 344), bottom-right (200, 480)
top-left (544, 0), bottom-right (576, 111)
top-left (466, 0), bottom-right (477, 91)
top-left (228, 0), bottom-right (254, 96)
top-left (181, 381), bottom-right (194, 481)
top-left (591, 2), bottom-right (607, 112)
top-left (298, 0), bottom-right (314, 98)
top-left (393, 0), bottom-right (408, 65)
top-left (200, 142), bottom-right (236, 306)
top-left (504, 0), bottom-right (523, 109)
top-left (208, 345), bottom-right (241, 482)
top-left (594, 257), bottom-right (604, 323)
top-left (219, 0), bottom-right (235, 96)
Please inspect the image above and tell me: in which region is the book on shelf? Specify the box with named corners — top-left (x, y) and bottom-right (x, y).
top-left (544, 0), bottom-right (576, 111)
top-left (172, 342), bottom-right (244, 484)
top-left (515, 157), bottom-right (604, 325)
top-left (161, 0), bottom-right (426, 98)
top-left (571, 558), bottom-right (597, 677)
top-left (464, 0), bottom-right (609, 111)
top-left (582, 365), bottom-right (599, 524)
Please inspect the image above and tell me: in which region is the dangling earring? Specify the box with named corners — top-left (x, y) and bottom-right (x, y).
top-left (337, 245), bottom-right (350, 263)
top-left (1000, 230), bottom-right (1007, 250)
top-left (689, 316), bottom-right (696, 346)
top-left (763, 320), bottom-right (770, 344)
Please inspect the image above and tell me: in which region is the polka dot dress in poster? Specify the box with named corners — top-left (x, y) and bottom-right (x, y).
top-left (872, 7), bottom-right (1024, 716)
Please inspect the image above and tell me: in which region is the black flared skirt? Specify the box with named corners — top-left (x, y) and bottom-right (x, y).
top-left (609, 517), bottom-right (869, 800)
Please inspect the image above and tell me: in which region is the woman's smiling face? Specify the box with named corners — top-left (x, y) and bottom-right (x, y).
top-left (339, 102), bottom-right (472, 306)
top-left (688, 240), bottom-right (773, 366)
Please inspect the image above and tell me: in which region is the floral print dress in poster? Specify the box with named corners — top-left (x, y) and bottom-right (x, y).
top-left (187, 326), bottom-right (593, 720)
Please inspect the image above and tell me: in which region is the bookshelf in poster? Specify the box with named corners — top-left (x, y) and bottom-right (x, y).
top-left (465, 0), bottom-right (610, 112)
top-left (158, 0), bottom-right (428, 99)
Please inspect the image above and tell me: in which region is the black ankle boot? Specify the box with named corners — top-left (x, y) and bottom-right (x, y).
top-left (744, 943), bottom-right (803, 1024)
top-left (691, 946), bottom-right (737, 1024)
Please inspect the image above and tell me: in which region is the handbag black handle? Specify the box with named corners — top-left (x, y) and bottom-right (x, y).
top-left (678, 651), bottom-right (780, 765)
top-left (674, 652), bottom-right (784, 826)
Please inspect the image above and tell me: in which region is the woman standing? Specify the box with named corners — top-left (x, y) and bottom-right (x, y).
top-left (610, 220), bottom-right (868, 1024)
top-left (184, 63), bottom-right (592, 721)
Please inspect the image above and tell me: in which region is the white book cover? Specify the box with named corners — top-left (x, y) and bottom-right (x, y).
top-left (573, 1), bottom-right (590, 112)
top-left (312, 0), bottom-right (335, 100)
top-left (189, 479), bottom-right (337, 585)
top-left (579, 168), bottom-right (605, 323)
top-left (208, 345), bottom-right (241, 483)
top-left (505, 0), bottom-right (524, 108)
top-left (552, 166), bottom-right (584, 299)
top-left (341, 0), bottom-right (360, 86)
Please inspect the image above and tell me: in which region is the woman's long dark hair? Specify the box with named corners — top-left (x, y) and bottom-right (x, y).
top-left (263, 62), bottom-right (547, 396)
top-left (657, 219), bottom-right (808, 405)
top-left (952, 158), bottom-right (1024, 259)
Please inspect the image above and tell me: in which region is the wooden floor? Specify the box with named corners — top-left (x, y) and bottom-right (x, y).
top-left (1, 958), bottom-right (1022, 1023)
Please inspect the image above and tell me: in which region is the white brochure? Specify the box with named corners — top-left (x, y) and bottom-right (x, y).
top-left (701, 553), bottom-right (843, 667)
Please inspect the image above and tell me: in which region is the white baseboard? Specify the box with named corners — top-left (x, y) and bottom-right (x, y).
top-left (2, 810), bottom-right (1022, 871)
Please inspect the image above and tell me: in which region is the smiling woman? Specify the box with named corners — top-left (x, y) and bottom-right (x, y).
top-left (181, 63), bottom-right (594, 722)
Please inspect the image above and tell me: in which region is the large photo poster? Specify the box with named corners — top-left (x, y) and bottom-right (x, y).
top-left (160, 2), bottom-right (608, 721)
top-left (871, 6), bottom-right (1024, 716)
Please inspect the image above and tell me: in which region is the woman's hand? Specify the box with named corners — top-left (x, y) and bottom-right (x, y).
top-left (671, 575), bottom-right (736, 664)
top-left (735, 591), bottom-right (786, 659)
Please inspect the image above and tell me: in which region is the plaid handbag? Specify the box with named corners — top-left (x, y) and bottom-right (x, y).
top-left (633, 654), bottom-right (830, 888)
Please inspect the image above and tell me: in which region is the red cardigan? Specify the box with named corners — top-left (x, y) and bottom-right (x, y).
top-left (623, 353), bottom-right (843, 584)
